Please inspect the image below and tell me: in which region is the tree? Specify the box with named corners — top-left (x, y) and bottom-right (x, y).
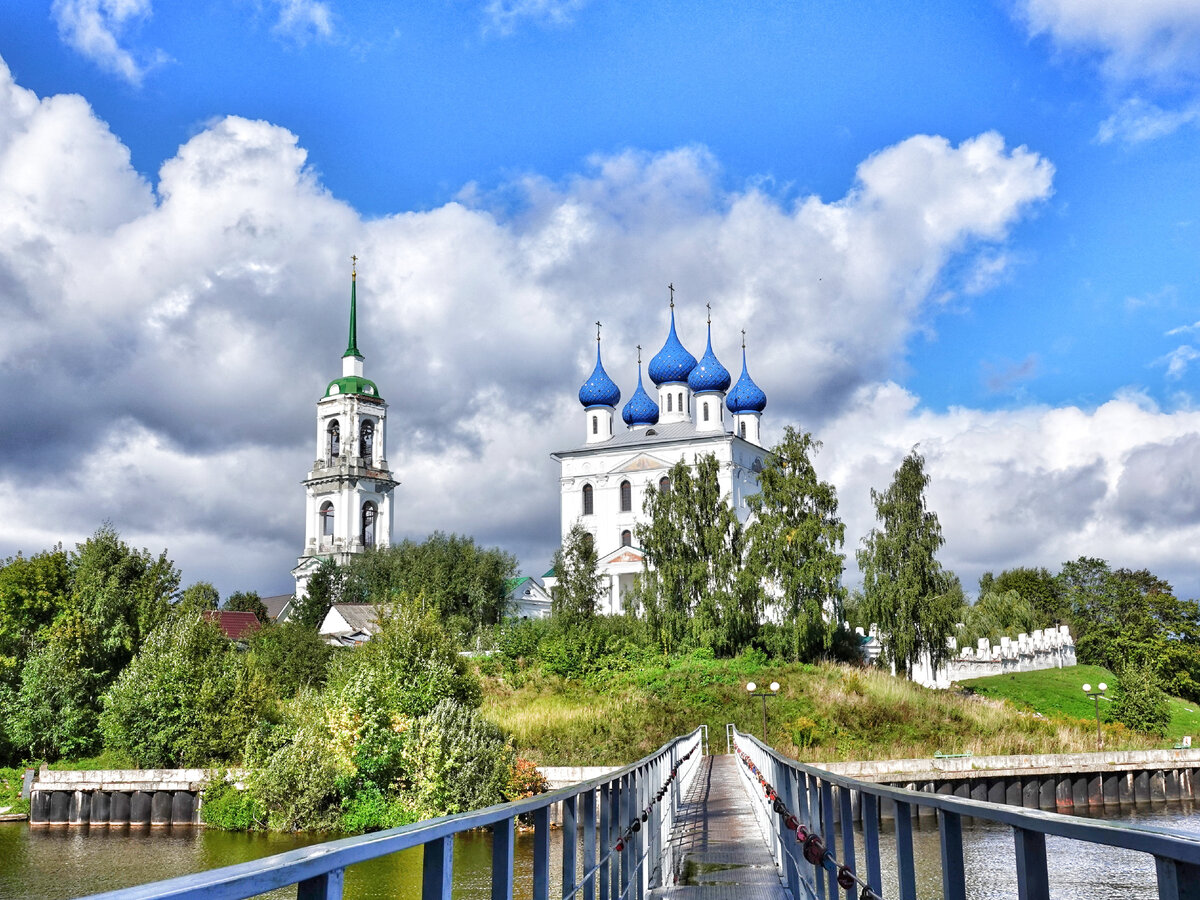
top-left (1108, 661), bottom-right (1171, 737)
top-left (8, 635), bottom-right (103, 760)
top-left (744, 427), bottom-right (846, 661)
top-left (549, 523), bottom-right (605, 622)
top-left (177, 582), bottom-right (220, 614)
top-left (100, 612), bottom-right (268, 767)
top-left (956, 589), bottom-right (1038, 652)
top-left (293, 559), bottom-right (346, 630)
top-left (856, 450), bottom-right (959, 677)
top-left (246, 622), bottom-right (333, 699)
top-left (226, 590), bottom-right (270, 623)
top-left (0, 546), bottom-right (71, 692)
top-left (979, 566), bottom-right (1065, 629)
top-left (635, 454), bottom-right (758, 655)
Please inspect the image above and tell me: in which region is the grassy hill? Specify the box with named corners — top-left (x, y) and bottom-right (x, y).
top-left (480, 656), bottom-right (1172, 766)
top-left (960, 664), bottom-right (1200, 744)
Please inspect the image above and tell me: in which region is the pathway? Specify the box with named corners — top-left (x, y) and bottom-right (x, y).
top-left (651, 754), bottom-right (794, 900)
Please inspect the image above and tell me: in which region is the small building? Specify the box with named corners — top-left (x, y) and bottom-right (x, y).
top-left (505, 576), bottom-right (553, 619)
top-left (261, 593), bottom-right (295, 623)
top-left (201, 610), bottom-right (261, 644)
top-left (319, 603), bottom-right (388, 647)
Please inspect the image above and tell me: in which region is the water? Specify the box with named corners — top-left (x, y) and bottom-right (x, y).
top-left (0, 802), bottom-right (1195, 900)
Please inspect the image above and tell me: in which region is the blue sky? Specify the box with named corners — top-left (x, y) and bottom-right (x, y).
top-left (1, 0), bottom-right (1199, 598)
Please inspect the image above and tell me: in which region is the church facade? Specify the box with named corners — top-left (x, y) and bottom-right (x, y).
top-left (292, 265), bottom-right (397, 599)
top-left (550, 294), bottom-right (769, 614)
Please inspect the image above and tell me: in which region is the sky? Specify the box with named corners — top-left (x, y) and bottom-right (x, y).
top-left (1, 0), bottom-right (1199, 600)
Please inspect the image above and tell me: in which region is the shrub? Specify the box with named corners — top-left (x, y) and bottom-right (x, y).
top-left (506, 756), bottom-right (550, 801)
top-left (10, 638), bottom-right (103, 761)
top-left (788, 716), bottom-right (821, 749)
top-left (201, 775), bottom-right (263, 831)
top-left (1108, 663), bottom-right (1171, 737)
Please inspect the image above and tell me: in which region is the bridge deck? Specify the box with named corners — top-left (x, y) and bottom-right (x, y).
top-left (652, 754), bottom-right (793, 900)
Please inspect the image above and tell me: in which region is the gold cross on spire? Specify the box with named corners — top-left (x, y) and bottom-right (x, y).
top-left (351, 254), bottom-right (358, 278)
top-left (741, 328), bottom-right (746, 349)
top-left (668, 282), bottom-right (675, 308)
top-left (706, 301), bottom-right (712, 326)
top-left (596, 320), bottom-right (602, 343)
top-left (637, 343), bottom-right (642, 365)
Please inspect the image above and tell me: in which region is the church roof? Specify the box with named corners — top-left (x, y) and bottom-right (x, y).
top-left (553, 420), bottom-right (747, 456)
top-left (578, 339), bottom-right (621, 408)
top-left (687, 323), bottom-right (731, 394)
top-left (726, 346), bottom-right (767, 413)
top-left (648, 306), bottom-right (697, 386)
top-left (325, 375), bottom-right (382, 399)
top-left (622, 365), bottom-right (659, 426)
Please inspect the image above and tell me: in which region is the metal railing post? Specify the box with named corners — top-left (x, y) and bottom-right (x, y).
top-left (939, 810), bottom-right (966, 900)
top-left (582, 787), bottom-right (597, 900)
top-left (1013, 826), bottom-right (1049, 900)
top-left (838, 786), bottom-right (856, 900)
top-left (894, 801), bottom-right (916, 900)
top-left (619, 772), bottom-right (630, 900)
top-left (562, 794), bottom-right (577, 900)
top-left (491, 816), bottom-right (515, 900)
top-left (599, 782), bottom-right (612, 900)
top-left (820, 779), bottom-right (837, 899)
top-left (532, 806), bottom-right (550, 900)
top-left (421, 836), bottom-right (453, 900)
top-left (298, 869), bottom-right (344, 900)
top-left (862, 793), bottom-right (883, 897)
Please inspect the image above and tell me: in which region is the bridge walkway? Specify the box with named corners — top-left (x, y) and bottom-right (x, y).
top-left (652, 754), bottom-right (793, 900)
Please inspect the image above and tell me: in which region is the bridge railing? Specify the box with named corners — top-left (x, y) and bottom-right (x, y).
top-left (81, 727), bottom-right (706, 900)
top-left (732, 726), bottom-right (1200, 900)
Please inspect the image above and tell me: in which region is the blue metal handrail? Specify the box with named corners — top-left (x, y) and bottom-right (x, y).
top-left (80, 727), bottom-right (706, 900)
top-left (732, 726), bottom-right (1200, 900)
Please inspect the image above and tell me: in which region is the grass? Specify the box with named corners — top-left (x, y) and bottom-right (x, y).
top-left (0, 767), bottom-right (30, 815)
top-left (960, 665), bottom-right (1200, 743)
top-left (481, 658), bottom-right (1168, 766)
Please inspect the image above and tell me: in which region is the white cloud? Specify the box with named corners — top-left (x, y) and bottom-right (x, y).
top-left (1096, 96), bottom-right (1200, 143)
top-left (483, 0), bottom-right (590, 35)
top-left (1167, 320), bottom-right (1200, 336)
top-left (1157, 345), bottom-right (1200, 379)
top-left (273, 0), bottom-right (334, 43)
top-left (51, 0), bottom-right (165, 86)
top-left (1016, 0), bottom-right (1200, 83)
top-left (17, 51), bottom-right (1200, 605)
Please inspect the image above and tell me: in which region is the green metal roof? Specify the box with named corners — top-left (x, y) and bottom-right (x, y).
top-left (542, 567), bottom-right (556, 578)
top-left (325, 376), bottom-right (381, 399)
top-left (505, 576), bottom-right (532, 593)
top-left (344, 273), bottom-right (362, 359)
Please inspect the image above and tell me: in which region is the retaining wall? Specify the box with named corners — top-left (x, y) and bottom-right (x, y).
top-left (24, 769), bottom-right (239, 827)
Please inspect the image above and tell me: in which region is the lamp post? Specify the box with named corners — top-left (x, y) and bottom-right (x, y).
top-left (747, 681), bottom-right (780, 744)
top-left (1082, 682), bottom-right (1107, 752)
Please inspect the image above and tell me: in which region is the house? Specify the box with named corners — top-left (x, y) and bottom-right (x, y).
top-left (261, 593), bottom-right (295, 623)
top-left (505, 576), bottom-right (553, 619)
top-left (319, 603), bottom-right (388, 646)
top-left (201, 610), bottom-right (262, 644)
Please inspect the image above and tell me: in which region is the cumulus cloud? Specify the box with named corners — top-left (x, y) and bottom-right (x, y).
top-left (9, 50), bottom-right (1195, 602)
top-left (1015, 0), bottom-right (1200, 83)
top-left (483, 0), bottom-right (590, 35)
top-left (1096, 96), bottom-right (1200, 144)
top-left (51, 0), bottom-right (166, 85)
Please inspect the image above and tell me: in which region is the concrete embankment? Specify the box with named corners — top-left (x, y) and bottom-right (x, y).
top-left (24, 768), bottom-right (243, 827)
top-left (813, 748), bottom-right (1200, 822)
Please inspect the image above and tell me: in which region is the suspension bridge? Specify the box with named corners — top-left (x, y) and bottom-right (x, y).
top-left (83, 725), bottom-right (1200, 900)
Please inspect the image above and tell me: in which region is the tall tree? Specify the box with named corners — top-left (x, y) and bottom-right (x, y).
top-left (549, 522), bottom-right (604, 622)
top-left (856, 450), bottom-right (959, 677)
top-left (635, 454), bottom-right (758, 655)
top-left (744, 426), bottom-right (846, 661)
top-left (177, 581), bottom-right (220, 614)
top-left (979, 566), bottom-right (1066, 629)
top-left (226, 590), bottom-right (270, 623)
top-left (293, 558), bottom-right (345, 630)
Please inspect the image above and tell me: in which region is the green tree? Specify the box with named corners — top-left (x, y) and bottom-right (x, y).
top-left (9, 636), bottom-right (103, 760)
top-left (856, 450), bottom-right (959, 677)
top-left (247, 622), bottom-right (333, 699)
top-left (293, 559), bottom-right (346, 630)
top-left (177, 581), bottom-right (220, 614)
top-left (979, 566), bottom-right (1065, 628)
top-left (549, 523), bottom-right (604, 622)
top-left (100, 612), bottom-right (268, 767)
top-left (226, 590), bottom-right (269, 623)
top-left (956, 589), bottom-right (1038, 651)
top-left (635, 454), bottom-right (758, 655)
top-left (1108, 661), bottom-right (1171, 737)
top-left (0, 546), bottom-right (71, 699)
top-left (745, 427), bottom-right (846, 661)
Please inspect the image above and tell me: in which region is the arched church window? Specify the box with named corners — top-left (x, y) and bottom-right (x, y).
top-left (360, 420), bottom-right (374, 465)
top-left (320, 501), bottom-right (335, 537)
top-left (620, 480), bottom-right (632, 512)
top-left (666, 394), bottom-right (672, 412)
top-left (592, 415), bottom-right (598, 435)
top-left (582, 484), bottom-right (594, 516)
top-left (327, 421), bottom-right (340, 461)
top-left (362, 502), bottom-right (377, 547)
top-left (739, 422), bottom-right (746, 439)
top-left (621, 529), bottom-right (632, 547)
top-left (703, 402), bottom-right (709, 422)
top-left (659, 475), bottom-right (670, 492)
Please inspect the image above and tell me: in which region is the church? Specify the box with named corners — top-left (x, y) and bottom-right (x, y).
top-left (292, 262), bottom-right (398, 599)
top-left (550, 289), bottom-right (770, 615)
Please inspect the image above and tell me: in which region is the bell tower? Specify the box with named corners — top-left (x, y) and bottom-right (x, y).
top-left (293, 258), bottom-right (397, 599)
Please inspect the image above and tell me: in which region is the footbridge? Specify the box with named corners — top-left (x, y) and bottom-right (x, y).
top-left (82, 725), bottom-right (1200, 900)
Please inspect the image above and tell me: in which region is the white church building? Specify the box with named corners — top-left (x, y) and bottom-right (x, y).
top-left (293, 264), bottom-right (398, 599)
top-left (550, 293), bottom-right (770, 615)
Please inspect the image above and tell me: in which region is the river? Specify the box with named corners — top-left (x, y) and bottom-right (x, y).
top-left (1, 801), bottom-right (1197, 899)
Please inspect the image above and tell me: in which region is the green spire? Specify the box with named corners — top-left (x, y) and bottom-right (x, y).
top-left (344, 256), bottom-right (362, 359)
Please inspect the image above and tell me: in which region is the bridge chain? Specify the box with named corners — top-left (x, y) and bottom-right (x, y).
top-left (735, 746), bottom-right (882, 900)
top-left (611, 747), bottom-right (697, 853)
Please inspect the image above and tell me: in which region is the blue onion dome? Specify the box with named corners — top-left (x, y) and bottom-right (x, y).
top-left (648, 306), bottom-right (697, 386)
top-left (687, 323), bottom-right (731, 394)
top-left (726, 346), bottom-right (767, 413)
top-left (578, 341), bottom-right (621, 408)
top-left (622, 366), bottom-right (660, 426)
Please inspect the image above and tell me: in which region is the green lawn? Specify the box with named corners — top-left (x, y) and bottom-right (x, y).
top-left (959, 664), bottom-right (1200, 744)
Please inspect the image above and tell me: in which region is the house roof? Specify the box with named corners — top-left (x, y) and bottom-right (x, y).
top-left (327, 603), bottom-right (387, 635)
top-left (261, 594), bottom-right (292, 621)
top-left (505, 576), bottom-right (532, 594)
top-left (202, 610), bottom-right (262, 641)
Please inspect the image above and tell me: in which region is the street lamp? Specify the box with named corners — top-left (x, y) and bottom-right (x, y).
top-left (747, 681), bottom-right (780, 744)
top-left (1082, 682), bottom-right (1108, 752)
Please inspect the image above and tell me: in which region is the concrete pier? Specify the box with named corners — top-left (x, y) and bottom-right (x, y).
top-left (26, 769), bottom-right (219, 828)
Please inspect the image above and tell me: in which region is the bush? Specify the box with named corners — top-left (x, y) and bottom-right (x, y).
top-left (1108, 663), bottom-right (1171, 737)
top-left (400, 699), bottom-right (515, 818)
top-left (788, 716), bottom-right (821, 749)
top-left (247, 623), bottom-right (333, 700)
top-left (201, 775), bottom-right (263, 830)
top-left (248, 720), bottom-right (347, 831)
top-left (9, 638), bottom-right (103, 760)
